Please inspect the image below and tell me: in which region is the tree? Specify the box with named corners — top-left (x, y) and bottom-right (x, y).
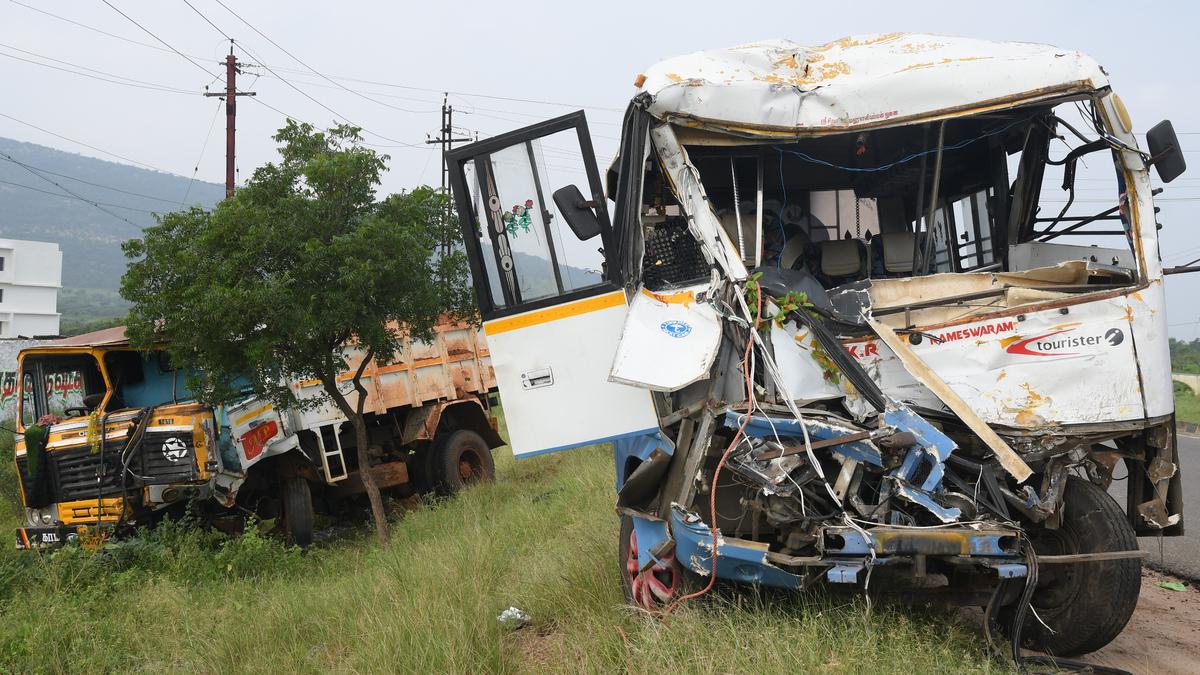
top-left (120, 121), bottom-right (473, 543)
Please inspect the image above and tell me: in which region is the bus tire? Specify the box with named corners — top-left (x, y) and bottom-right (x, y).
top-left (1007, 475), bottom-right (1141, 656)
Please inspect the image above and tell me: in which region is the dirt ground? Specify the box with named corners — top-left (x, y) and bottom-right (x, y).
top-left (1075, 569), bottom-right (1200, 674)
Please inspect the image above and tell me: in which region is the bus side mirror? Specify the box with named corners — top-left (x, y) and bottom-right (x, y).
top-left (1147, 119), bottom-right (1187, 183)
top-left (552, 184), bottom-right (602, 240)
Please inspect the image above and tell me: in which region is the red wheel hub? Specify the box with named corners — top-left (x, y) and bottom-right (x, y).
top-left (626, 528), bottom-right (680, 609)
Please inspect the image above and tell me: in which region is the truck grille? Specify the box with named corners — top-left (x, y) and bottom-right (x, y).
top-left (133, 431), bottom-right (200, 485)
top-left (46, 445), bottom-right (125, 502)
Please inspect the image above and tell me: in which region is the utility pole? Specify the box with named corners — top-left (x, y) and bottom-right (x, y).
top-left (425, 93), bottom-right (475, 253)
top-left (204, 41), bottom-right (255, 198)
top-left (425, 93), bottom-right (475, 196)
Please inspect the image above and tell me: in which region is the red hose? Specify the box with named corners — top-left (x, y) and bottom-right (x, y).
top-left (661, 283), bottom-right (760, 614)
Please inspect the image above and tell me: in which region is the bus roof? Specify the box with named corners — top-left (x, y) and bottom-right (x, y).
top-left (637, 33), bottom-right (1108, 135)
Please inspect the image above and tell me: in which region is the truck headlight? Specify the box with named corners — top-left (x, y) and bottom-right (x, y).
top-left (27, 507), bottom-right (56, 526)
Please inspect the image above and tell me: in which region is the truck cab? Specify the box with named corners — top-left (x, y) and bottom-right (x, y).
top-left (14, 328), bottom-right (222, 547)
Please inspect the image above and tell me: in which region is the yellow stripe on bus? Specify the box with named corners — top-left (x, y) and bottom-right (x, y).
top-left (484, 290), bottom-right (626, 336)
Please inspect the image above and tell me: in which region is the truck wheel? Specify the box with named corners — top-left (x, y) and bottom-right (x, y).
top-left (431, 430), bottom-right (495, 495)
top-left (1007, 475), bottom-right (1141, 656)
top-left (281, 476), bottom-right (314, 549)
top-left (619, 514), bottom-right (694, 610)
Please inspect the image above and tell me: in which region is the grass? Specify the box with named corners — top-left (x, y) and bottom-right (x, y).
top-left (0, 420), bottom-right (1005, 674)
top-left (1176, 382), bottom-right (1200, 425)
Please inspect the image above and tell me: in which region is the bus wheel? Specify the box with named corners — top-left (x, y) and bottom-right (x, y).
top-left (1006, 476), bottom-right (1140, 655)
top-left (618, 514), bottom-right (695, 611)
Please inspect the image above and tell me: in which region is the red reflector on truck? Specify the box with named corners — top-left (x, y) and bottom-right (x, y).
top-left (241, 421), bottom-right (279, 460)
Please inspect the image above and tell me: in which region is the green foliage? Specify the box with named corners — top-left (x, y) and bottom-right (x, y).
top-left (120, 121), bottom-right (473, 411)
top-left (0, 421), bottom-right (20, 524)
top-left (1175, 382), bottom-right (1200, 425)
top-left (1170, 337), bottom-right (1200, 375)
top-left (743, 273), bottom-right (838, 382)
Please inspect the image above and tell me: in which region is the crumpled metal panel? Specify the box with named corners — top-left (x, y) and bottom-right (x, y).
top-left (639, 34), bottom-right (1107, 134)
top-left (610, 285), bottom-right (723, 392)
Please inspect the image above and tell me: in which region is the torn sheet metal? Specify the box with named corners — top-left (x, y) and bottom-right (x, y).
top-left (723, 411), bottom-right (883, 467)
top-left (670, 505), bottom-right (803, 588)
top-left (639, 34), bottom-right (1106, 136)
top-left (853, 296), bottom-right (1146, 433)
top-left (867, 317), bottom-right (1033, 483)
top-left (610, 285), bottom-right (722, 391)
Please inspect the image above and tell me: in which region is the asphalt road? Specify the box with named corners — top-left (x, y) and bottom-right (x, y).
top-left (1107, 432), bottom-right (1200, 580)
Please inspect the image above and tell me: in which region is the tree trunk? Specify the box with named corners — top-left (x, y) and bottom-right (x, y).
top-left (321, 349), bottom-right (390, 544)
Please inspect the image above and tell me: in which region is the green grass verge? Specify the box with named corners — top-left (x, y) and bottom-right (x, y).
top-left (1175, 382), bottom-right (1200, 426)
top-left (0, 423), bottom-right (1004, 673)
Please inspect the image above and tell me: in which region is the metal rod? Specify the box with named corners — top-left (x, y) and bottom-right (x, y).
top-left (911, 124), bottom-right (929, 274)
top-left (755, 153), bottom-right (764, 268)
top-left (1036, 551), bottom-right (1147, 564)
top-left (919, 121), bottom-right (947, 275)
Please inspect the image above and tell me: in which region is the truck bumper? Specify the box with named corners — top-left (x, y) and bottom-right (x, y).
top-left (15, 526), bottom-right (78, 550)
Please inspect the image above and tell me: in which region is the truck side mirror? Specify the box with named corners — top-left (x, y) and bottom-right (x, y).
top-left (552, 184), bottom-right (602, 240)
top-left (1147, 119), bottom-right (1187, 183)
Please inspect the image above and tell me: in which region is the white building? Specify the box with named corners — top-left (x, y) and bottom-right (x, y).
top-left (0, 238), bottom-right (62, 338)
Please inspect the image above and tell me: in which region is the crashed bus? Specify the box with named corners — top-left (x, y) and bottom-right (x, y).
top-left (446, 34), bottom-right (1185, 656)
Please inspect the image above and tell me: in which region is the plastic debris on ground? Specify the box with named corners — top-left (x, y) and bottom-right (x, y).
top-left (497, 606), bottom-right (531, 629)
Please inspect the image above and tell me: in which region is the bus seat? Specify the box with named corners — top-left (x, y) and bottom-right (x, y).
top-left (878, 232), bottom-right (917, 274)
top-left (817, 239), bottom-right (870, 286)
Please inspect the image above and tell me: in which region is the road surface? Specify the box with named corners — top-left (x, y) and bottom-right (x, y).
top-left (1107, 432), bottom-right (1200, 580)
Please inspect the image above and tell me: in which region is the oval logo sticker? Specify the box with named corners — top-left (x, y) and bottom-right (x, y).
top-left (660, 320), bottom-right (693, 339)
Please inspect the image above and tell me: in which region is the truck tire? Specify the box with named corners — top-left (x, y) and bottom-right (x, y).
top-left (281, 476), bottom-right (314, 549)
top-left (430, 429), bottom-right (495, 495)
top-left (1008, 475), bottom-right (1141, 656)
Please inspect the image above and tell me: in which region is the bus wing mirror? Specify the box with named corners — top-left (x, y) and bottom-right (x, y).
top-left (1147, 119), bottom-right (1187, 184)
top-left (552, 184), bottom-right (602, 240)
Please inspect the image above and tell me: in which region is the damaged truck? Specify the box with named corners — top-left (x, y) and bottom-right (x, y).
top-left (445, 33), bottom-right (1186, 656)
top-left (13, 322), bottom-right (502, 549)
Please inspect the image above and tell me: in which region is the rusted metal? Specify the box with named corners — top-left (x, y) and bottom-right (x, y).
top-left (329, 462), bottom-right (410, 498)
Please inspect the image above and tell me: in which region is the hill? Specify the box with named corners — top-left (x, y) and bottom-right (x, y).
top-left (0, 136), bottom-right (224, 330)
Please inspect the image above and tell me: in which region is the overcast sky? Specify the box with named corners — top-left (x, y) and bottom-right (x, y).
top-left (3, 0), bottom-right (1198, 337)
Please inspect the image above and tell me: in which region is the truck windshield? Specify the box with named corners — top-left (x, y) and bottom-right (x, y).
top-left (20, 355), bottom-right (105, 422)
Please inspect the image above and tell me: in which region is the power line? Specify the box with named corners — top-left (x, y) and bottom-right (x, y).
top-left (0, 112), bottom-right (182, 175)
top-left (12, 1), bottom-right (620, 117)
top-left (0, 154), bottom-right (186, 204)
top-left (99, 0), bottom-right (220, 79)
top-left (226, 38), bottom-right (422, 147)
top-left (0, 152), bottom-right (152, 225)
top-left (182, 98), bottom-right (226, 206)
top-left (180, 0), bottom-right (231, 41)
top-left (9, 0), bottom-right (179, 56)
top-left (0, 43), bottom-right (199, 95)
top-left (210, 0), bottom-right (434, 116)
top-left (247, 95), bottom-right (435, 153)
top-left (0, 178), bottom-right (152, 213)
